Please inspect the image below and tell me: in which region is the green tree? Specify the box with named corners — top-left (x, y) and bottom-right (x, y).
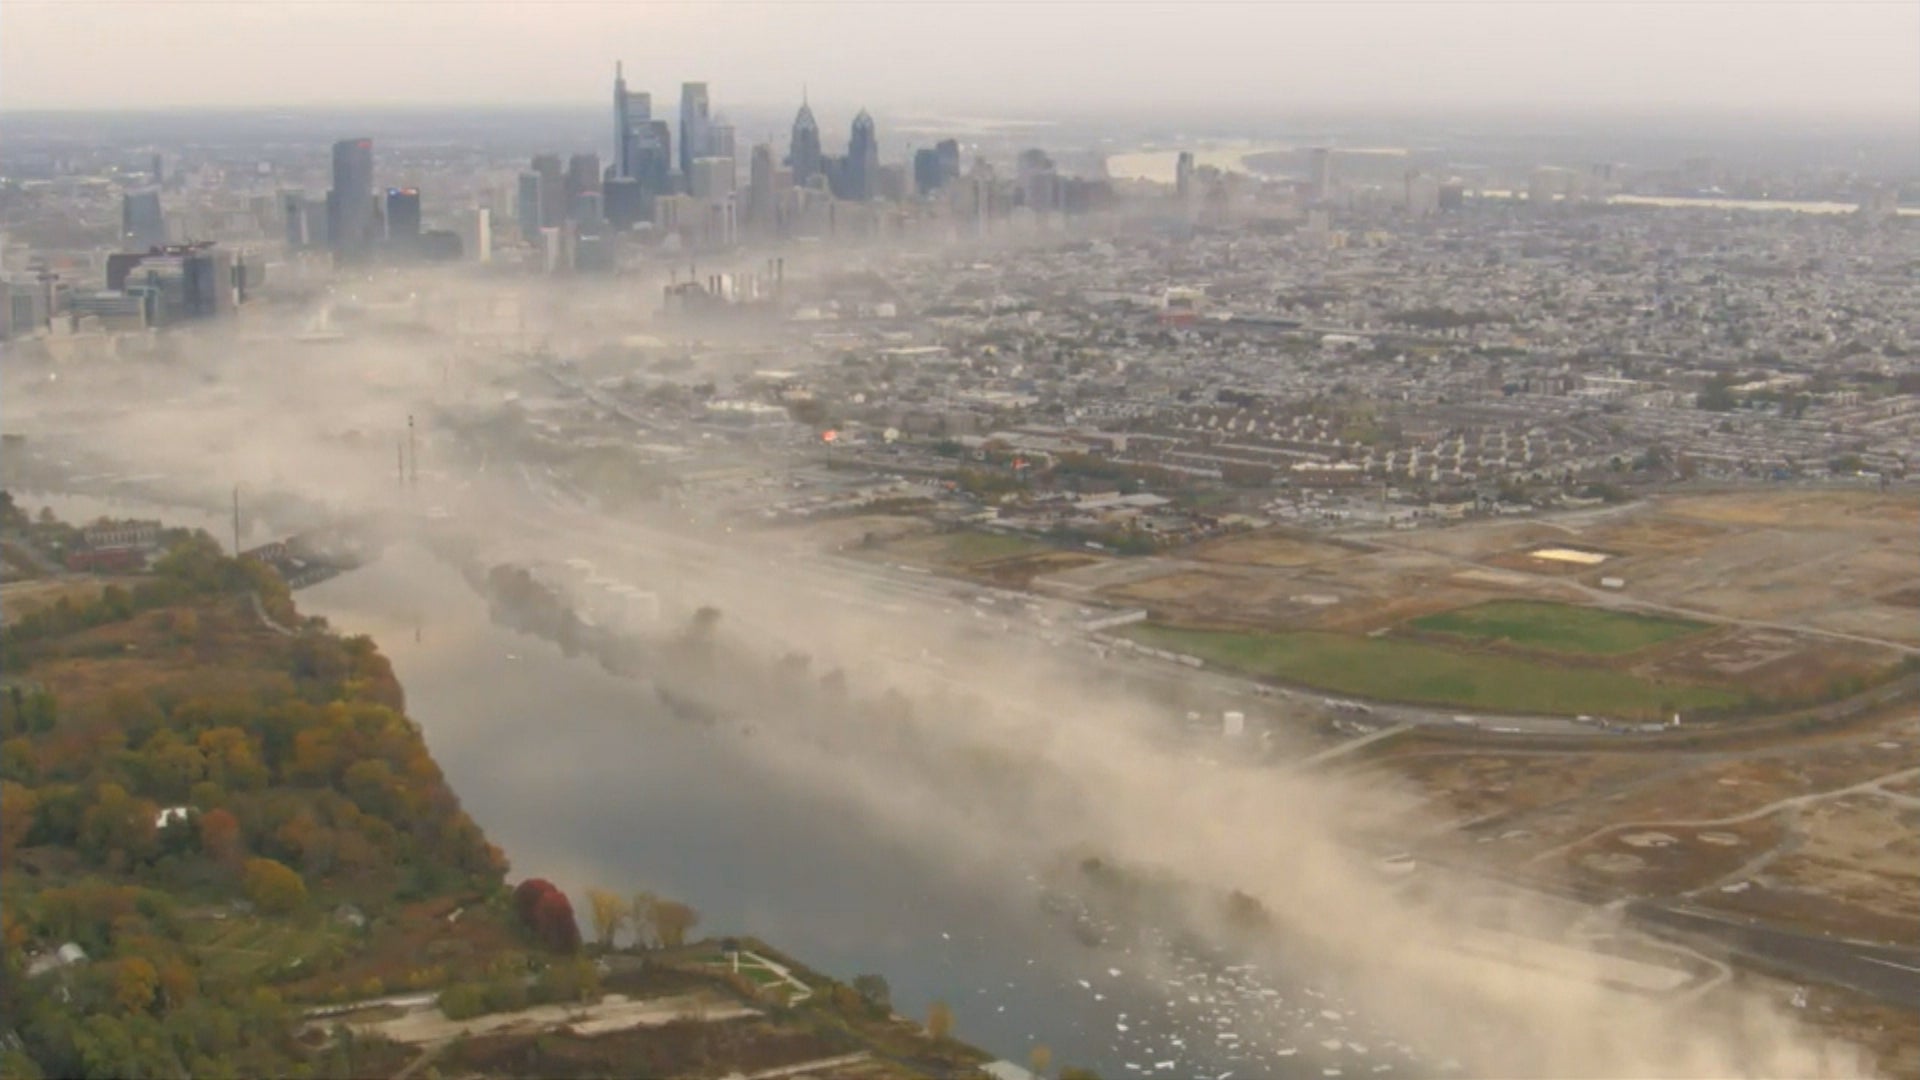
top-left (242, 857), bottom-right (307, 914)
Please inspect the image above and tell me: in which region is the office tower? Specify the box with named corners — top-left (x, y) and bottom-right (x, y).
top-left (612, 62), bottom-right (653, 179)
top-left (385, 188), bottom-right (421, 242)
top-left (789, 99), bottom-right (823, 189)
top-left (847, 110), bottom-right (878, 200)
top-left (707, 123), bottom-right (736, 165)
top-left (461, 207), bottom-right (492, 262)
top-left (282, 191), bottom-right (309, 249)
top-left (690, 157), bottom-right (734, 200)
top-left (936, 139), bottom-right (961, 186)
top-left (567, 152), bottom-right (601, 202)
top-left (747, 142), bottom-right (777, 232)
top-left (913, 148), bottom-right (941, 196)
top-left (633, 120), bottom-right (673, 197)
top-left (517, 171), bottom-right (544, 241)
top-left (531, 154), bottom-right (566, 230)
top-left (150, 153), bottom-right (164, 187)
top-left (604, 177), bottom-right (646, 229)
top-left (1307, 147), bottom-right (1333, 203)
top-left (328, 138), bottom-right (376, 262)
top-left (121, 189), bottom-right (167, 249)
top-left (1175, 151), bottom-right (1195, 200)
top-left (678, 82), bottom-right (710, 181)
top-left (570, 191), bottom-right (605, 231)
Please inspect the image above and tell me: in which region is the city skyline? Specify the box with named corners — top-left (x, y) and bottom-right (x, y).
top-left (3, 0), bottom-right (1917, 122)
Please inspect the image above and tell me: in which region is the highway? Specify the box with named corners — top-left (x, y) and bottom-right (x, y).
top-left (1630, 902), bottom-right (1920, 1006)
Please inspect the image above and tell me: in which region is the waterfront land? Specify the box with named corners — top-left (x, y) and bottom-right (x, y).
top-left (0, 506), bottom-right (994, 1080)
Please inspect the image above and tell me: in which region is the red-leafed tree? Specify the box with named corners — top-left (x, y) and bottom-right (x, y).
top-left (512, 878), bottom-right (559, 927)
top-left (198, 807), bottom-right (242, 865)
top-left (530, 889), bottom-right (581, 954)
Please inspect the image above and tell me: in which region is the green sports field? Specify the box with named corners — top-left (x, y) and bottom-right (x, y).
top-left (1124, 623), bottom-right (1740, 718)
top-left (1406, 600), bottom-right (1707, 656)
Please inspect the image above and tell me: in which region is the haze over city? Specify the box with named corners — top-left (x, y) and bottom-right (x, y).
top-left (2, 3), bottom-right (1917, 1079)
top-left (5, 0), bottom-right (1919, 120)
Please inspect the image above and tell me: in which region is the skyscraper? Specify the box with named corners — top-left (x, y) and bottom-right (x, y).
top-left (789, 99), bottom-right (823, 190)
top-left (747, 142), bottom-right (777, 233)
top-left (327, 138), bottom-right (376, 263)
top-left (847, 110), bottom-right (878, 201)
top-left (633, 121), bottom-right (673, 198)
top-left (613, 62), bottom-right (653, 179)
top-left (1175, 151), bottom-right (1195, 200)
top-left (531, 154), bottom-right (565, 230)
top-left (121, 189), bottom-right (167, 249)
top-left (567, 153), bottom-right (602, 203)
top-left (936, 139), bottom-right (961, 186)
top-left (678, 82), bottom-right (711, 182)
top-left (517, 172), bottom-right (544, 242)
top-left (1308, 147), bottom-right (1334, 203)
top-left (385, 188), bottom-right (421, 244)
top-left (913, 149), bottom-right (941, 196)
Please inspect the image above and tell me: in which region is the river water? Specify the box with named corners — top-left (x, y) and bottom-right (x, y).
top-left (298, 544), bottom-right (1415, 1078)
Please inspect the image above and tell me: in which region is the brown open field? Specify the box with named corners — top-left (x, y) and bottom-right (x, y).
top-left (1186, 529), bottom-right (1357, 567)
top-left (1700, 794), bottom-right (1920, 945)
top-left (1658, 489), bottom-right (1920, 529)
top-left (1562, 816), bottom-right (1789, 898)
top-left (790, 514), bottom-right (933, 553)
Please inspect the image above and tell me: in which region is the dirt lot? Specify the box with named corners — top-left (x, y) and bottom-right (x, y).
top-left (1185, 530), bottom-right (1358, 568)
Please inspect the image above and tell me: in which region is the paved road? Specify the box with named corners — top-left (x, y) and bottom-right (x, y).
top-left (1629, 902), bottom-right (1920, 1006)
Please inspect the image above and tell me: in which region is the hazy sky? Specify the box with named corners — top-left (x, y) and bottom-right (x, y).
top-left (3, 0), bottom-right (1916, 121)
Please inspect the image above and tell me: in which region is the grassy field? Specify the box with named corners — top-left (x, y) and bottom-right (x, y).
top-left (1125, 624), bottom-right (1742, 717)
top-left (1407, 600), bottom-right (1706, 656)
top-left (929, 530), bottom-right (1050, 565)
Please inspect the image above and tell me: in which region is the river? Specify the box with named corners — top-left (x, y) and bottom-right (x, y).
top-left (298, 544), bottom-right (1419, 1078)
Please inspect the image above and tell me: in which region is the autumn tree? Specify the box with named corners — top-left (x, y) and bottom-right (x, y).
top-left (197, 808), bottom-right (241, 865)
top-left (113, 957), bottom-right (158, 1014)
top-left (586, 888), bottom-right (627, 947)
top-left (1030, 1044), bottom-right (1053, 1078)
top-left (512, 878), bottom-right (560, 927)
top-left (926, 999), bottom-right (955, 1040)
top-left (627, 891), bottom-right (659, 948)
top-left (0, 782), bottom-right (37, 861)
top-left (242, 857), bottom-right (307, 914)
top-left (651, 900), bottom-right (699, 948)
top-left (530, 890), bottom-right (581, 954)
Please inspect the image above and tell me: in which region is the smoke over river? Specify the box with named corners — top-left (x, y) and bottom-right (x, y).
top-left (2, 309), bottom-right (1871, 1078)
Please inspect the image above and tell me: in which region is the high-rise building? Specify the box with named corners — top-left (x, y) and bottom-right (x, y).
top-left (327, 138), bottom-right (376, 263)
top-left (282, 191), bottom-right (309, 249)
top-left (846, 110), bottom-right (879, 201)
top-left (122, 189), bottom-right (167, 249)
top-left (1175, 151), bottom-right (1195, 200)
top-left (747, 142), bottom-right (778, 233)
top-left (789, 99), bottom-right (823, 190)
top-left (1307, 147), bottom-right (1333, 203)
top-left (613, 62), bottom-right (653, 180)
top-left (678, 82), bottom-right (710, 181)
top-left (603, 177), bottom-right (646, 229)
top-left (707, 123), bottom-right (736, 165)
top-left (567, 153), bottom-right (602, 202)
top-left (690, 157), bottom-right (734, 200)
top-left (632, 121), bottom-right (673, 197)
top-left (385, 188), bottom-right (421, 242)
top-left (531, 154), bottom-right (566, 230)
top-left (461, 207), bottom-right (493, 262)
top-left (936, 139), bottom-right (961, 186)
top-left (913, 148), bottom-right (942, 196)
top-left (570, 191), bottom-right (605, 232)
top-left (517, 171), bottom-right (544, 241)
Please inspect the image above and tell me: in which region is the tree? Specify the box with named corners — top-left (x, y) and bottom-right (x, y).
top-left (1060, 1068), bottom-right (1103, 1080)
top-left (851, 973), bottom-right (891, 1014)
top-left (113, 957), bottom-right (158, 1014)
top-left (513, 879), bottom-right (561, 928)
top-left (1, 782), bottom-right (37, 860)
top-left (926, 999), bottom-right (954, 1040)
top-left (651, 900), bottom-right (699, 948)
top-left (242, 857), bottom-right (307, 914)
top-left (530, 890), bottom-right (580, 954)
top-left (586, 888), bottom-right (627, 947)
top-left (1030, 1045), bottom-right (1053, 1078)
top-left (198, 808), bottom-right (242, 865)
top-left (629, 891), bottom-right (660, 948)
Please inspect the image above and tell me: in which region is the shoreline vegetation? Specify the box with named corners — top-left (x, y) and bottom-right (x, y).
top-left (0, 498), bottom-right (1003, 1080)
